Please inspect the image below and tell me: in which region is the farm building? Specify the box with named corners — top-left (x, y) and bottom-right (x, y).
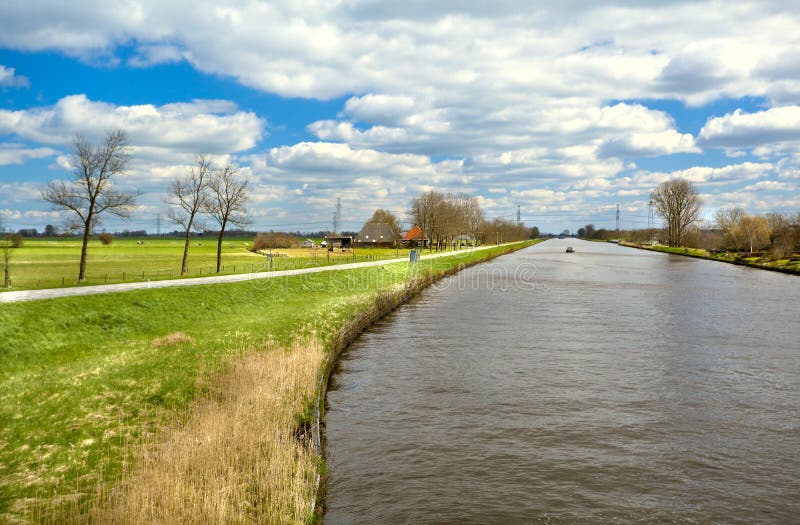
top-left (301, 239), bottom-right (316, 248)
top-left (354, 222), bottom-right (400, 247)
top-left (401, 225), bottom-right (430, 247)
top-left (324, 234), bottom-right (353, 249)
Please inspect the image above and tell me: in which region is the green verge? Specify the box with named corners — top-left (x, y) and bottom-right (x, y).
top-left (0, 240), bottom-right (535, 523)
top-left (621, 241), bottom-right (800, 275)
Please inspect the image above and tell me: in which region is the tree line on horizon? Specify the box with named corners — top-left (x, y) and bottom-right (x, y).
top-left (3, 129), bottom-right (539, 286)
top-left (576, 177), bottom-right (800, 257)
top-left (7, 131), bottom-right (795, 287)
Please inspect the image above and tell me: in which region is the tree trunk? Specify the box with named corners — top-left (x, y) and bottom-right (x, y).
top-left (78, 222), bottom-right (91, 281)
top-left (3, 256), bottom-right (9, 288)
top-left (216, 225), bottom-right (225, 273)
top-left (181, 229), bottom-right (191, 275)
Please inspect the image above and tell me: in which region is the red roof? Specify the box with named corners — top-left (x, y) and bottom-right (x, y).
top-left (402, 225), bottom-right (429, 241)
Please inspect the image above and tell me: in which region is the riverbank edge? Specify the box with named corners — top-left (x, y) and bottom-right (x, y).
top-left (620, 241), bottom-right (800, 276)
top-left (308, 240), bottom-right (537, 519)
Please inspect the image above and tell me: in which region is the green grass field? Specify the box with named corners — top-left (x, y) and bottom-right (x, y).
top-left (0, 241), bottom-right (534, 522)
top-left (1, 237), bottom-right (433, 292)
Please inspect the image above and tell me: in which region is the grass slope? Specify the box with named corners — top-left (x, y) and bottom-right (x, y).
top-left (0, 241), bottom-right (534, 523)
top-left (622, 242), bottom-right (800, 274)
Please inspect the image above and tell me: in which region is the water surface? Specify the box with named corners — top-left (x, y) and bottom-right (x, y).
top-left (325, 240), bottom-right (800, 523)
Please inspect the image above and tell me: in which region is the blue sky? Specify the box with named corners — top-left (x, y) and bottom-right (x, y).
top-left (1, 1), bottom-right (799, 234)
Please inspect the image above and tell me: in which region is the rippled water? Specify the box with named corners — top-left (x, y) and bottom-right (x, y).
top-left (324, 239), bottom-right (800, 524)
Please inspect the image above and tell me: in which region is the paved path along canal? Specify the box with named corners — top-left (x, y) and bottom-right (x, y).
top-left (0, 244), bottom-right (501, 303)
top-left (324, 239), bottom-right (800, 523)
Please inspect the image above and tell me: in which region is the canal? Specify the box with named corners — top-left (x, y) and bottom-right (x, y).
top-left (324, 239), bottom-right (800, 523)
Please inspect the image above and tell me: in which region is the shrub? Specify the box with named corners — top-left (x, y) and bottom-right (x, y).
top-left (99, 233), bottom-right (114, 245)
top-left (252, 232), bottom-right (299, 251)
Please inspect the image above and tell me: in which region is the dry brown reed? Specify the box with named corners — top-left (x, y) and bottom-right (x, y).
top-left (90, 338), bottom-right (324, 524)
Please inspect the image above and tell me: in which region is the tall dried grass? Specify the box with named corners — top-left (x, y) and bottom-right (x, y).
top-left (90, 338), bottom-right (324, 524)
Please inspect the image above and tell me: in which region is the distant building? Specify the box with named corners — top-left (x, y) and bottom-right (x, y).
top-left (301, 239), bottom-right (316, 248)
top-left (401, 225), bottom-right (430, 248)
top-left (324, 234), bottom-right (353, 249)
top-left (354, 222), bottom-right (400, 247)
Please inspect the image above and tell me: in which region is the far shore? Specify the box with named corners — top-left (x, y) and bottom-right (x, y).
top-left (620, 240), bottom-right (800, 275)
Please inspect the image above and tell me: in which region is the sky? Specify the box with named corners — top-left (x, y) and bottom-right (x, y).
top-left (1, 1), bottom-right (799, 235)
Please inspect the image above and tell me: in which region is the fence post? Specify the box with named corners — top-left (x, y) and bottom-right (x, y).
top-left (123, 271), bottom-right (125, 281)
top-left (105, 273), bottom-right (107, 284)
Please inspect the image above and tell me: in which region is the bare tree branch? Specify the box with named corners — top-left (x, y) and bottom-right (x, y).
top-left (651, 178), bottom-right (702, 247)
top-left (40, 129), bottom-right (134, 281)
top-left (205, 162), bottom-right (252, 272)
top-left (167, 154), bottom-right (212, 275)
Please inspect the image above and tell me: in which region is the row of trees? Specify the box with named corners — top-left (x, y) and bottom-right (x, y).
top-left (40, 130), bottom-right (251, 282)
top-left (409, 191), bottom-right (485, 249)
top-left (716, 208), bottom-right (799, 256)
top-left (575, 177), bottom-right (798, 256)
top-left (408, 190), bottom-right (536, 249)
top-left (651, 177), bottom-right (800, 255)
top-left (167, 154), bottom-right (251, 275)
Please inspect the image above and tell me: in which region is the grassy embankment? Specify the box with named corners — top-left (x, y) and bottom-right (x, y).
top-left (0, 238), bottom-right (431, 292)
top-left (621, 241), bottom-right (800, 274)
top-left (0, 240), bottom-right (536, 523)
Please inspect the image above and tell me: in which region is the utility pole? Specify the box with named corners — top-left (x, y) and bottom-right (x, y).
top-left (647, 197), bottom-right (655, 230)
top-left (332, 197), bottom-right (341, 234)
top-left (615, 204), bottom-right (621, 240)
top-left (516, 204), bottom-right (521, 227)
top-left (156, 213), bottom-right (161, 236)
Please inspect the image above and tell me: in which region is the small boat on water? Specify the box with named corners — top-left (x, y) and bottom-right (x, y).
top-left (566, 247), bottom-right (575, 253)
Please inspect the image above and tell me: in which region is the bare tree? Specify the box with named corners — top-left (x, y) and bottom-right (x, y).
top-left (168, 155), bottom-right (212, 275)
top-left (2, 234), bottom-right (17, 288)
top-left (715, 207), bottom-right (744, 249)
top-left (460, 194), bottom-right (485, 242)
top-left (651, 178), bottom-right (702, 247)
top-left (765, 212), bottom-right (795, 258)
top-left (41, 130), bottom-right (135, 281)
top-left (206, 162), bottom-right (251, 273)
top-left (410, 190), bottom-right (445, 251)
top-left (369, 209), bottom-right (402, 237)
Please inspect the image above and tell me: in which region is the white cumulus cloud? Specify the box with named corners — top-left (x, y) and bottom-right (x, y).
top-left (699, 106), bottom-right (800, 148)
top-left (0, 65), bottom-right (29, 88)
top-left (0, 94), bottom-right (265, 155)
